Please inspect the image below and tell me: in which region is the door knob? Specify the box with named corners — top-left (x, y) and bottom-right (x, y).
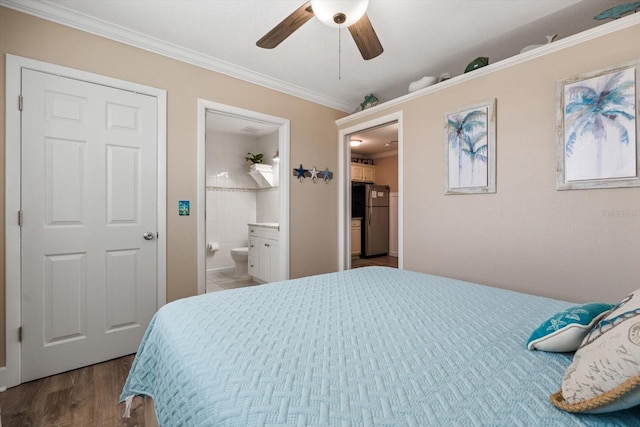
top-left (143, 232), bottom-right (155, 240)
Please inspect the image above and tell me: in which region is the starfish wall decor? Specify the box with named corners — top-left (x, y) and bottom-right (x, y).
top-left (292, 164), bottom-right (333, 183)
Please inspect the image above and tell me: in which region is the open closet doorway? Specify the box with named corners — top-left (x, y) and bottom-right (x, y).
top-left (338, 112), bottom-right (403, 272)
top-left (197, 100), bottom-right (290, 295)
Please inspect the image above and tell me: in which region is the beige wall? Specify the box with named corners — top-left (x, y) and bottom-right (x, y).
top-left (374, 155), bottom-right (398, 192)
top-left (339, 21), bottom-right (640, 304)
top-left (0, 7), bottom-right (346, 366)
top-left (2, 7), bottom-right (639, 370)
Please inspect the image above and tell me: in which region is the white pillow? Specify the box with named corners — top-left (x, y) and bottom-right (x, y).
top-left (551, 289), bottom-right (640, 413)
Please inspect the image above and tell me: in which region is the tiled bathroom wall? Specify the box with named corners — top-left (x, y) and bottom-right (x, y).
top-left (256, 188), bottom-right (279, 223)
top-left (205, 130), bottom-right (279, 271)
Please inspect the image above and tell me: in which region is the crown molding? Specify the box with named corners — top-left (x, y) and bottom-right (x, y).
top-left (337, 12), bottom-right (640, 125)
top-left (0, 0), bottom-right (356, 113)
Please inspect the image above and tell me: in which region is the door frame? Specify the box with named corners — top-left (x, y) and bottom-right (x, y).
top-left (196, 100), bottom-right (290, 294)
top-left (3, 54), bottom-right (167, 389)
top-left (337, 112), bottom-right (404, 271)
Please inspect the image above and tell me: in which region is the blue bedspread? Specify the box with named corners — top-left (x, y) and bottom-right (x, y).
top-left (121, 267), bottom-right (640, 425)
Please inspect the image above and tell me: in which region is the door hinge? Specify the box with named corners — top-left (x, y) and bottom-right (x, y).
top-left (18, 210), bottom-right (23, 227)
top-left (18, 326), bottom-right (22, 342)
top-left (18, 95), bottom-right (23, 111)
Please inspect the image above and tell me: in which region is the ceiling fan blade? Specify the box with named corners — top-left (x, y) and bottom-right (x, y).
top-left (257, 2), bottom-right (315, 49)
top-left (348, 13), bottom-right (383, 60)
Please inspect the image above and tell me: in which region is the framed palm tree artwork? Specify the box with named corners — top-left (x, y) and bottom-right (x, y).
top-left (444, 99), bottom-right (496, 194)
top-left (556, 60), bottom-right (639, 190)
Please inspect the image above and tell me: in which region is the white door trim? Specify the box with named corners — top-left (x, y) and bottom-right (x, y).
top-left (389, 192), bottom-right (399, 257)
top-left (337, 112), bottom-right (404, 271)
top-left (3, 54), bottom-right (167, 389)
top-left (196, 100), bottom-right (290, 295)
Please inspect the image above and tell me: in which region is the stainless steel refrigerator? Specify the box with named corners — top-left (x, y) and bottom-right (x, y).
top-left (352, 183), bottom-right (390, 257)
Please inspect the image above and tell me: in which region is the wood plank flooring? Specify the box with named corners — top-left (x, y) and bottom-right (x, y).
top-left (0, 355), bottom-right (145, 427)
top-left (351, 255), bottom-right (398, 269)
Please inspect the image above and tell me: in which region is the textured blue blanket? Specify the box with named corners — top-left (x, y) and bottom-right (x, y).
top-left (121, 267), bottom-right (640, 425)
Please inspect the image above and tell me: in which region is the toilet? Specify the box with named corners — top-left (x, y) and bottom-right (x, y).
top-left (230, 247), bottom-right (249, 278)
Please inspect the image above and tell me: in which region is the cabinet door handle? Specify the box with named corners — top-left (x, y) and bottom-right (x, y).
top-left (265, 243), bottom-right (270, 247)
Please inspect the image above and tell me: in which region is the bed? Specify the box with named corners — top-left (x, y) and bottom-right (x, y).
top-left (120, 267), bottom-right (640, 425)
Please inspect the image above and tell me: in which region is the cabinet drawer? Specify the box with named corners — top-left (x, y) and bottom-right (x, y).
top-left (249, 226), bottom-right (279, 240)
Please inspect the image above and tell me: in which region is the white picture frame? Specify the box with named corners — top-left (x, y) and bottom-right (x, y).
top-left (556, 60), bottom-right (639, 190)
top-left (444, 99), bottom-right (496, 194)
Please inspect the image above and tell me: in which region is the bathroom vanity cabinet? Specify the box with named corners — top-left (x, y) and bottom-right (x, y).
top-left (248, 224), bottom-right (280, 283)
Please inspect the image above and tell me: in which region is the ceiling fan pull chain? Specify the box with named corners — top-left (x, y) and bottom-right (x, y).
top-left (338, 26), bottom-right (342, 80)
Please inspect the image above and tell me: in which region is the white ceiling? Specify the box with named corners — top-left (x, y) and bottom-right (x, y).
top-left (350, 123), bottom-right (399, 157)
top-left (5, 0), bottom-right (633, 114)
top-left (206, 111), bottom-right (281, 137)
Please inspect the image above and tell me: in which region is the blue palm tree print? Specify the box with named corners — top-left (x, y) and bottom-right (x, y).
top-left (461, 130), bottom-right (488, 180)
top-left (448, 108), bottom-right (488, 187)
top-left (564, 69), bottom-right (635, 180)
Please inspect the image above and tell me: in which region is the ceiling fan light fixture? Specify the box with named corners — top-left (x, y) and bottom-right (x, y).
top-left (257, 0), bottom-right (382, 61)
top-left (311, 0), bottom-right (369, 28)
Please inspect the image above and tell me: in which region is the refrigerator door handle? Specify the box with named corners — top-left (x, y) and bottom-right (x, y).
top-left (369, 204), bottom-right (372, 226)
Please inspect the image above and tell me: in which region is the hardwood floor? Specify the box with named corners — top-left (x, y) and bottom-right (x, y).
top-left (0, 355), bottom-right (145, 426)
top-left (351, 254), bottom-right (398, 269)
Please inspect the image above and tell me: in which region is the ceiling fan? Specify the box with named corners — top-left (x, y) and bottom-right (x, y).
top-left (256, 0), bottom-right (383, 60)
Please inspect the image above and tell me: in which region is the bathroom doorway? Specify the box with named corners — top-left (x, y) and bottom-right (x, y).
top-left (197, 100), bottom-right (290, 294)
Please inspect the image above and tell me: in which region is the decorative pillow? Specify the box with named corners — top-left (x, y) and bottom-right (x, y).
top-left (527, 303), bottom-right (613, 352)
top-left (551, 289), bottom-right (640, 413)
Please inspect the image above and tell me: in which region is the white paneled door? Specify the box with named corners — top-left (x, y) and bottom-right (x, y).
top-left (20, 69), bottom-right (158, 382)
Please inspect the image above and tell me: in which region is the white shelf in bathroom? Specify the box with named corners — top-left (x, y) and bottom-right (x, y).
top-left (248, 163), bottom-right (276, 188)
